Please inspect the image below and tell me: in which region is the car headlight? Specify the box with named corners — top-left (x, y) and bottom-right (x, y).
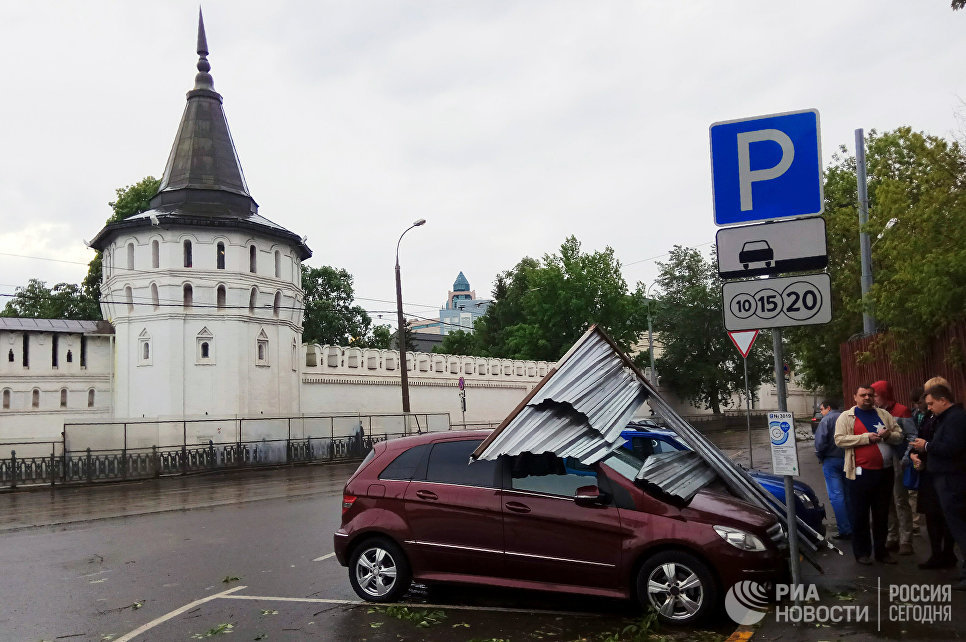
top-left (793, 489), bottom-right (816, 510)
top-left (713, 525), bottom-right (767, 552)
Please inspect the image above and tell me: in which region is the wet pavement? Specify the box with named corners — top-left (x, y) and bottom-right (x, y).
top-left (4, 426), bottom-right (962, 640)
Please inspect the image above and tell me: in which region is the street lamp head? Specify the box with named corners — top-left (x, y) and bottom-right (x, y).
top-left (413, 218), bottom-right (426, 227)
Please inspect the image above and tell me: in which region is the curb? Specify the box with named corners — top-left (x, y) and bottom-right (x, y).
top-left (725, 624), bottom-right (756, 642)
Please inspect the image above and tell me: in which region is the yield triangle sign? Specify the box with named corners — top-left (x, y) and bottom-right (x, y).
top-left (728, 329), bottom-right (759, 359)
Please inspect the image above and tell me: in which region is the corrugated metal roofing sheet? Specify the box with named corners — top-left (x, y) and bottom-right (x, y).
top-left (635, 450), bottom-right (719, 501)
top-left (474, 327), bottom-right (649, 464)
top-left (0, 318), bottom-right (112, 334)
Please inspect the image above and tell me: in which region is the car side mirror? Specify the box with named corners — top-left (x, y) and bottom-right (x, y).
top-left (574, 485), bottom-right (608, 507)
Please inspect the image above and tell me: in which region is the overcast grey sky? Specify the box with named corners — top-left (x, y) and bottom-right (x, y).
top-left (1, 1), bottom-right (963, 328)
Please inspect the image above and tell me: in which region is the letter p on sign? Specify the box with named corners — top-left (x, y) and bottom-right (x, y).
top-left (710, 109), bottom-right (823, 226)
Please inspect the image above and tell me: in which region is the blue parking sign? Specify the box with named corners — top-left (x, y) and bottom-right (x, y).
top-left (710, 109), bottom-right (823, 226)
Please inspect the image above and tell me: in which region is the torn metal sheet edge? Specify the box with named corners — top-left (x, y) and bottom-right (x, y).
top-left (469, 324), bottom-right (839, 569)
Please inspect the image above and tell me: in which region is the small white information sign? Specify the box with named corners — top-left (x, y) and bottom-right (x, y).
top-left (767, 411), bottom-right (799, 476)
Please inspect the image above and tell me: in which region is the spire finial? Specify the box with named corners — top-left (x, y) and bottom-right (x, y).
top-left (194, 7), bottom-right (214, 90)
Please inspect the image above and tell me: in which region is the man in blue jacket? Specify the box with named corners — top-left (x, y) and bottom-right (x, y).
top-left (912, 384), bottom-right (966, 590)
top-left (814, 399), bottom-right (851, 539)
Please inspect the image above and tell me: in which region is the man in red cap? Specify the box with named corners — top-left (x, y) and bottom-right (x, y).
top-left (872, 380), bottom-right (916, 555)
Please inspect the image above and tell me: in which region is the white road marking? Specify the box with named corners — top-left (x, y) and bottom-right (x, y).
top-left (313, 552), bottom-right (336, 561)
top-left (115, 585), bottom-right (248, 642)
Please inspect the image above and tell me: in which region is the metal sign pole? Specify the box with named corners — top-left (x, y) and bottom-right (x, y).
top-left (773, 329), bottom-right (800, 585)
top-left (744, 356), bottom-right (753, 468)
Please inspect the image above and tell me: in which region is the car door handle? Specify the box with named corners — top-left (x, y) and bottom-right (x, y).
top-left (415, 489), bottom-right (438, 501)
top-left (505, 501), bottom-right (531, 513)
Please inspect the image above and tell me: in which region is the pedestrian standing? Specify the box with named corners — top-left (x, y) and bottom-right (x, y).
top-left (814, 399), bottom-right (851, 540)
top-left (834, 383), bottom-right (904, 565)
top-left (910, 376), bottom-right (957, 569)
top-left (871, 380), bottom-right (916, 555)
top-left (911, 383), bottom-right (966, 590)
top-left (907, 387), bottom-right (926, 535)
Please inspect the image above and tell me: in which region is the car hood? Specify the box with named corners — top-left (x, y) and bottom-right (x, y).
top-left (682, 486), bottom-right (776, 532)
top-left (749, 470), bottom-right (813, 495)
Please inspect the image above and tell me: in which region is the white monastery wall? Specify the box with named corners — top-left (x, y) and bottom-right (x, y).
top-left (300, 345), bottom-right (553, 424)
top-left (0, 331), bottom-right (114, 444)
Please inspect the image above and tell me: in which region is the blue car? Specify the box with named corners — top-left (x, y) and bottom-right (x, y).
top-left (621, 424), bottom-right (826, 536)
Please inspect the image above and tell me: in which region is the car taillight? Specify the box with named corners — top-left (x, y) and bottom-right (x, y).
top-left (342, 494), bottom-right (357, 514)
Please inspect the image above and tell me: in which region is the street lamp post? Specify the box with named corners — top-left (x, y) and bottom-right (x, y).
top-left (644, 283), bottom-right (659, 387)
top-left (395, 219), bottom-right (426, 415)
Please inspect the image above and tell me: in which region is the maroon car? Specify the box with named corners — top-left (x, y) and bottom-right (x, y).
top-left (334, 431), bottom-right (786, 624)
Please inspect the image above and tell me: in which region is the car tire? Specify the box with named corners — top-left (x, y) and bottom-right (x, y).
top-left (348, 537), bottom-right (412, 603)
top-left (636, 551), bottom-right (717, 625)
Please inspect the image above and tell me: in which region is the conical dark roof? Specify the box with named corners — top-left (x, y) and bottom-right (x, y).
top-left (149, 9), bottom-right (257, 216)
top-left (89, 10), bottom-right (311, 260)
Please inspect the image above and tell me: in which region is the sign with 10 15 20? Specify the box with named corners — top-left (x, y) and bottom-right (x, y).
top-left (722, 273), bottom-right (831, 331)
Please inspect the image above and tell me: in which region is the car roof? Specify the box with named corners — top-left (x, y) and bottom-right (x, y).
top-left (380, 429), bottom-right (492, 451)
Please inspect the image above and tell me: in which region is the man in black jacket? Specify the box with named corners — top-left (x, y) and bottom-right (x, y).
top-left (912, 384), bottom-right (966, 590)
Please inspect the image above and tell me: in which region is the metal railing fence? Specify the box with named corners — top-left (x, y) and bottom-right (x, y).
top-left (1, 412), bottom-right (451, 490)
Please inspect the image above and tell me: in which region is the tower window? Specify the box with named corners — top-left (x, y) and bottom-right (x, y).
top-left (217, 285), bottom-right (227, 310)
top-left (274, 251), bottom-right (281, 278)
top-left (7, 349), bottom-right (13, 362)
top-left (152, 240), bottom-right (159, 268)
top-left (66, 350), bottom-right (72, 363)
top-left (151, 283), bottom-right (159, 310)
top-left (127, 242), bottom-right (135, 270)
top-left (249, 245), bottom-right (257, 273)
top-left (183, 284), bottom-right (193, 309)
top-left (31, 389), bottom-right (39, 408)
top-left (183, 240), bottom-right (192, 268)
top-left (2, 389), bottom-right (9, 409)
top-left (273, 291), bottom-right (281, 317)
top-left (22, 334), bottom-right (29, 368)
top-left (138, 330), bottom-right (152, 366)
top-left (196, 328), bottom-right (215, 364)
top-left (249, 288), bottom-right (257, 313)
top-left (217, 242), bottom-right (226, 269)
top-left (88, 389), bottom-right (95, 408)
top-left (80, 336), bottom-right (87, 368)
top-left (125, 286), bottom-right (134, 313)
top-left (60, 388), bottom-right (68, 408)
top-left (256, 330), bottom-right (269, 366)
top-left (52, 334), bottom-right (59, 368)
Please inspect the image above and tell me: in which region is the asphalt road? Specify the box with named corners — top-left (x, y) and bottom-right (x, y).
top-left (7, 423), bottom-right (937, 642)
top-left (1, 464), bottom-right (677, 642)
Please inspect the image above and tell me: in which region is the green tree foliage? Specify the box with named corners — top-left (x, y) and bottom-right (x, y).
top-left (444, 237), bottom-right (646, 361)
top-left (785, 127), bottom-right (966, 391)
top-left (82, 176), bottom-right (162, 310)
top-left (1, 279), bottom-right (101, 320)
top-left (651, 246), bottom-right (773, 413)
top-left (362, 324), bottom-right (394, 350)
top-left (434, 329), bottom-right (477, 355)
top-left (301, 264), bottom-right (374, 346)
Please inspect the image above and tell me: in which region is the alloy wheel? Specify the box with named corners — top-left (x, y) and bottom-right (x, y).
top-left (644, 561), bottom-right (705, 620)
top-left (354, 545), bottom-right (399, 598)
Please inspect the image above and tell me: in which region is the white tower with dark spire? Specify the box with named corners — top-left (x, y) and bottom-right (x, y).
top-left (89, 12), bottom-right (311, 422)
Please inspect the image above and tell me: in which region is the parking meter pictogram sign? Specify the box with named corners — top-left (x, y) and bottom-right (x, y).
top-left (722, 273), bottom-right (832, 331)
top-left (710, 109), bottom-right (823, 226)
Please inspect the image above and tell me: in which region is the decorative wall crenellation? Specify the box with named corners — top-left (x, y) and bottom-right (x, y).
top-left (302, 344), bottom-right (552, 381)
